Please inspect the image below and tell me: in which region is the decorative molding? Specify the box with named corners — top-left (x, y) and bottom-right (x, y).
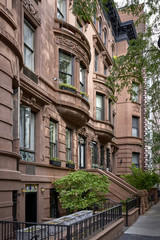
top-left (133, 106), bottom-right (140, 113)
top-left (22, 0), bottom-right (41, 25)
top-left (0, 3), bottom-right (17, 30)
top-left (20, 73), bottom-right (52, 106)
top-left (55, 35), bottom-right (89, 65)
top-left (0, 26), bottom-right (23, 67)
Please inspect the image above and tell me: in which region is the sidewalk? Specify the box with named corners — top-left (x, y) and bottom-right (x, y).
top-left (118, 201), bottom-right (160, 240)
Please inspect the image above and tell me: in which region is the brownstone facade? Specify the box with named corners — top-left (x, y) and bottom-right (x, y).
top-left (0, 0), bottom-right (143, 222)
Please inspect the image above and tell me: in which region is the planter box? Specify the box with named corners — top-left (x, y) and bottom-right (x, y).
top-left (82, 94), bottom-right (89, 101)
top-left (60, 85), bottom-right (77, 94)
top-left (66, 163), bottom-right (75, 169)
top-left (50, 160), bottom-right (61, 167)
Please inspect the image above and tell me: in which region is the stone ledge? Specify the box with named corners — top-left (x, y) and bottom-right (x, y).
top-left (87, 218), bottom-right (124, 240)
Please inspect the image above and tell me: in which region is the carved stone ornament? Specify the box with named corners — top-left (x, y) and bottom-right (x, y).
top-left (55, 36), bottom-right (89, 65)
top-left (78, 127), bottom-right (89, 138)
top-left (133, 106), bottom-right (140, 113)
top-left (22, 0), bottom-right (41, 25)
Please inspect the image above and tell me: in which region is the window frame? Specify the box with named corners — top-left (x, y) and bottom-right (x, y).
top-left (99, 17), bottom-right (102, 36)
top-left (96, 93), bottom-right (104, 121)
top-left (108, 99), bottom-right (112, 122)
top-left (104, 30), bottom-right (107, 46)
top-left (132, 152), bottom-right (140, 168)
top-left (104, 64), bottom-right (107, 76)
top-left (57, 0), bottom-right (66, 20)
top-left (66, 128), bottom-right (72, 161)
top-left (100, 145), bottom-right (104, 167)
top-left (20, 105), bottom-right (35, 162)
top-left (91, 141), bottom-right (98, 165)
top-left (132, 82), bottom-right (139, 102)
top-left (132, 116), bottom-right (139, 137)
top-left (95, 49), bottom-right (98, 72)
top-left (59, 50), bottom-right (74, 85)
top-left (80, 63), bottom-right (86, 92)
top-left (79, 136), bottom-right (86, 169)
top-left (24, 19), bottom-right (35, 71)
top-left (49, 120), bottom-right (58, 159)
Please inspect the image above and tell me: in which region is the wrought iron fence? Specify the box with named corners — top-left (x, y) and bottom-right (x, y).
top-left (0, 204), bottom-right (122, 240)
top-left (148, 194), bottom-right (154, 204)
top-left (125, 196), bottom-right (140, 226)
top-left (92, 198), bottom-right (120, 214)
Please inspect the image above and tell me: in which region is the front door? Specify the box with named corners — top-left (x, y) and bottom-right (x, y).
top-left (25, 192), bottom-right (37, 223)
top-left (50, 189), bottom-right (59, 218)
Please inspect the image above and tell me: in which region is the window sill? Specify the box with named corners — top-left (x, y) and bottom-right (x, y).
top-left (23, 66), bottom-right (38, 84)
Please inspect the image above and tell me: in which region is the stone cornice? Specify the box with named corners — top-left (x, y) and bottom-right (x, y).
top-left (0, 3), bottom-right (17, 30)
top-left (22, 0), bottom-right (41, 26)
top-left (20, 73), bottom-right (52, 107)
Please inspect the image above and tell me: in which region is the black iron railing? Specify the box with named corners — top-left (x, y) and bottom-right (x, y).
top-left (148, 194), bottom-right (154, 204)
top-left (125, 196), bottom-right (140, 226)
top-left (93, 198), bottom-right (120, 214)
top-left (0, 204), bottom-right (122, 240)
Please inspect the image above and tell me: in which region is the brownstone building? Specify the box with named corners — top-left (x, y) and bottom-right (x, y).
top-left (0, 0), bottom-right (143, 222)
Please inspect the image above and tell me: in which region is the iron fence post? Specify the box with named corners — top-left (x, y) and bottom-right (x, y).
top-left (67, 225), bottom-right (71, 240)
top-left (126, 200), bottom-right (128, 227)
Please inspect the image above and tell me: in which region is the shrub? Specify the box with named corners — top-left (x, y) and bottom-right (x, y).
top-left (54, 170), bottom-right (109, 212)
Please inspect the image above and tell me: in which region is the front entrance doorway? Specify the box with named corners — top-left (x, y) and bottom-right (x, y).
top-left (25, 192), bottom-right (37, 223)
top-left (50, 189), bottom-right (59, 218)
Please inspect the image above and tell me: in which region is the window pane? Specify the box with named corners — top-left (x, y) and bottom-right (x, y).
top-left (95, 50), bottom-right (98, 72)
top-left (24, 107), bottom-right (31, 149)
top-left (20, 107), bottom-right (25, 148)
top-left (80, 145), bottom-right (84, 167)
top-left (99, 19), bottom-right (102, 36)
top-left (104, 31), bottom-right (107, 46)
top-left (132, 128), bottom-right (138, 137)
top-left (24, 22), bottom-right (34, 50)
top-left (132, 84), bottom-right (139, 102)
top-left (66, 129), bottom-right (71, 148)
top-left (59, 52), bottom-right (72, 84)
top-left (96, 95), bottom-right (103, 120)
top-left (80, 65), bottom-right (85, 92)
top-left (57, 0), bottom-right (66, 20)
top-left (59, 52), bottom-right (72, 74)
top-left (50, 122), bottom-right (56, 143)
top-left (132, 153), bottom-right (139, 167)
top-left (24, 47), bottom-right (34, 71)
top-left (30, 112), bottom-right (35, 150)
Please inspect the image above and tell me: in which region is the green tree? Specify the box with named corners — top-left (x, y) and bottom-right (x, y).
top-left (121, 165), bottom-right (160, 191)
top-left (54, 170), bottom-right (109, 212)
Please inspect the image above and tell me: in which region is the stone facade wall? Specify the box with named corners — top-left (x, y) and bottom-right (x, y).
top-left (0, 0), bottom-right (143, 222)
